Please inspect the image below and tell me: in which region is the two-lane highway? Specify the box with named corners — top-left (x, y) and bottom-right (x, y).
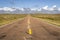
top-left (0, 16), bottom-right (60, 40)
top-left (30, 17), bottom-right (60, 40)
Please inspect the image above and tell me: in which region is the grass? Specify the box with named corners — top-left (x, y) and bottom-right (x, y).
top-left (0, 14), bottom-right (27, 26)
top-left (31, 14), bottom-right (60, 26)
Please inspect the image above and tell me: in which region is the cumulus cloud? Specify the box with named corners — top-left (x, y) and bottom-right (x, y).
top-left (37, 5), bottom-right (57, 11)
top-left (49, 5), bottom-right (57, 11)
top-left (42, 6), bottom-right (48, 10)
top-left (41, 5), bottom-right (57, 11)
top-left (30, 8), bottom-right (37, 11)
top-left (49, 8), bottom-right (54, 11)
top-left (52, 5), bottom-right (56, 8)
top-left (19, 8), bottom-right (24, 11)
top-left (58, 8), bottom-right (60, 11)
top-left (0, 7), bottom-right (16, 11)
top-left (37, 8), bottom-right (41, 11)
top-left (0, 5), bottom-right (60, 13)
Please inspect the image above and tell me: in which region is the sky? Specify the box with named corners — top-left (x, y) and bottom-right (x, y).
top-left (0, 0), bottom-right (60, 8)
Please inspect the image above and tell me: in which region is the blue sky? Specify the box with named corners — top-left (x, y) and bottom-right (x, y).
top-left (0, 0), bottom-right (60, 8)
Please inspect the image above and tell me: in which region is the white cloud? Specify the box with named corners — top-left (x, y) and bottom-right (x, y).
top-left (30, 8), bottom-right (37, 11)
top-left (52, 5), bottom-right (56, 8)
top-left (49, 5), bottom-right (57, 11)
top-left (58, 8), bottom-right (60, 11)
top-left (42, 6), bottom-right (48, 10)
top-left (37, 8), bottom-right (41, 11)
top-left (0, 7), bottom-right (16, 11)
top-left (48, 8), bottom-right (54, 11)
top-left (0, 5), bottom-right (60, 13)
top-left (19, 8), bottom-right (24, 11)
top-left (30, 5), bottom-right (58, 12)
top-left (0, 8), bottom-right (2, 10)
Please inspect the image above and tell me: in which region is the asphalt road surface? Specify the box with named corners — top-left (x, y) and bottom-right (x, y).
top-left (0, 16), bottom-right (60, 40)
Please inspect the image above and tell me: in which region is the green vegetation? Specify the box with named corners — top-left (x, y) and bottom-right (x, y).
top-left (31, 14), bottom-right (60, 26)
top-left (0, 14), bottom-right (26, 26)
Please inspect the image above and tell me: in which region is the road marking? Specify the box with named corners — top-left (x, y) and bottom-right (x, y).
top-left (28, 28), bottom-right (32, 35)
top-left (28, 17), bottom-right (32, 35)
top-left (24, 16), bottom-right (32, 40)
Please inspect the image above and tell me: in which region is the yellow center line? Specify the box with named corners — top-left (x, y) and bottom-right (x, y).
top-left (28, 17), bottom-right (32, 35)
top-left (24, 16), bottom-right (32, 40)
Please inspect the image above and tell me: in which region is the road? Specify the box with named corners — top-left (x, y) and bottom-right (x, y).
top-left (0, 16), bottom-right (60, 40)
